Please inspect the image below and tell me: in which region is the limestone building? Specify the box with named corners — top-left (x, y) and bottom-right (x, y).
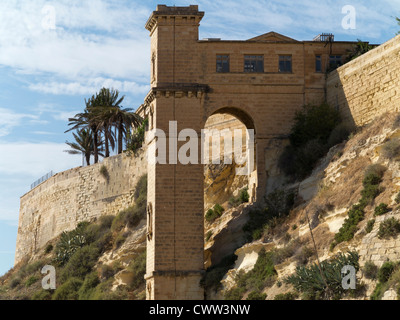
top-left (139, 5), bottom-right (361, 299)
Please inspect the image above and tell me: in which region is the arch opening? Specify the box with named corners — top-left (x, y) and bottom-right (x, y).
top-left (203, 108), bottom-right (258, 272)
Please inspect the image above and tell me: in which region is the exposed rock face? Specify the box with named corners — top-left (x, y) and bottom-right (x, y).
top-left (204, 203), bottom-right (251, 268)
top-left (204, 162), bottom-right (248, 211)
top-left (207, 112), bottom-right (400, 300)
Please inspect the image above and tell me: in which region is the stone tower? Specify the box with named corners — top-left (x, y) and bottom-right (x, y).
top-left (144, 5), bottom-right (207, 300)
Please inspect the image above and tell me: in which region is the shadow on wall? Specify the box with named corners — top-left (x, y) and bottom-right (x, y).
top-left (326, 34), bottom-right (400, 129)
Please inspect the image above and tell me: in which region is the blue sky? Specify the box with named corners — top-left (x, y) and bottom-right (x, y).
top-left (0, 0), bottom-right (399, 275)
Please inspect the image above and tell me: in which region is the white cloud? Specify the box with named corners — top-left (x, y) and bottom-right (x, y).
top-left (29, 78), bottom-right (150, 96)
top-left (0, 1), bottom-right (150, 79)
top-left (0, 108), bottom-right (38, 137)
top-left (0, 141), bottom-right (81, 176)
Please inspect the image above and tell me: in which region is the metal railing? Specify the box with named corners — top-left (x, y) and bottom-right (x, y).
top-left (31, 171), bottom-right (54, 190)
top-left (313, 33), bottom-right (334, 42)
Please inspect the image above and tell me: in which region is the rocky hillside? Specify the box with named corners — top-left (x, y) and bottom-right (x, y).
top-left (4, 112), bottom-right (400, 300)
top-left (204, 112), bottom-right (400, 300)
top-left (0, 175), bottom-right (148, 300)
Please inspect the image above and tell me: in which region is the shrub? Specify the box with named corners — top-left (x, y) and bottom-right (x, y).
top-left (274, 292), bottom-right (299, 300)
top-left (205, 231), bottom-right (213, 242)
top-left (60, 245), bottom-right (100, 281)
top-left (378, 218), bottom-right (400, 239)
top-left (229, 188), bottom-right (250, 208)
top-left (126, 119), bottom-right (148, 154)
top-left (9, 278), bottom-right (21, 289)
top-left (223, 249), bottom-right (278, 300)
top-left (246, 291), bottom-right (267, 300)
top-left (127, 251), bottom-right (146, 291)
top-left (205, 204), bottom-right (225, 223)
top-left (45, 244), bottom-right (53, 254)
top-left (54, 224), bottom-right (88, 265)
top-left (378, 261), bottom-right (396, 283)
top-left (327, 123), bottom-right (352, 147)
top-left (370, 281), bottom-right (386, 300)
top-left (278, 103), bottom-right (341, 180)
top-left (381, 138), bottom-right (400, 159)
top-left (363, 261), bottom-right (378, 280)
top-left (32, 290), bottom-right (53, 300)
top-left (53, 278), bottom-right (83, 300)
top-left (201, 254), bottom-right (237, 293)
top-left (78, 272), bottom-right (100, 300)
top-left (366, 219), bottom-right (375, 234)
top-left (224, 287), bottom-right (246, 300)
top-left (25, 276), bottom-right (39, 287)
top-left (374, 203), bottom-right (390, 216)
top-left (331, 165), bottom-right (385, 249)
top-left (100, 165), bottom-right (110, 182)
top-left (285, 251), bottom-right (359, 300)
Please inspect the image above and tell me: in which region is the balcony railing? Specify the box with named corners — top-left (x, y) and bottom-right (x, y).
top-left (31, 171), bottom-right (54, 190)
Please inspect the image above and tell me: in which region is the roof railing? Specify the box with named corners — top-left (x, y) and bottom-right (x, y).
top-left (31, 171), bottom-right (54, 190)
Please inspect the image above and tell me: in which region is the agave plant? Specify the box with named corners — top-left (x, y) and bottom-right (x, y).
top-left (285, 251), bottom-right (359, 300)
top-left (54, 226), bottom-right (87, 265)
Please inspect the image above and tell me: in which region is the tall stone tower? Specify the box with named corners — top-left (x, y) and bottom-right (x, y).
top-left (144, 5), bottom-right (207, 300)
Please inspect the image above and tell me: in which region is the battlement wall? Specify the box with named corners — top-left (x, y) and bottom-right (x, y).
top-left (15, 149), bottom-right (147, 264)
top-left (327, 35), bottom-right (400, 127)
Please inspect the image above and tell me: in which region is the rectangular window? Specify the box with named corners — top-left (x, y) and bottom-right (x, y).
top-left (244, 55), bottom-right (264, 72)
top-left (216, 55), bottom-right (230, 73)
top-left (329, 55), bottom-right (342, 69)
top-left (315, 55), bottom-right (322, 72)
top-left (279, 55), bottom-right (292, 73)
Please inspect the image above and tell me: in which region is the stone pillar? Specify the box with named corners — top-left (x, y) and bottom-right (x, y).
top-left (144, 5), bottom-right (207, 300)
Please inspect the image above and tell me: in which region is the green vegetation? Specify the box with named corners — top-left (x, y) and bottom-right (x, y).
top-left (365, 219), bottom-right (375, 234)
top-left (278, 103), bottom-right (346, 180)
top-left (381, 137), bottom-right (400, 160)
top-left (205, 204), bottom-right (225, 223)
top-left (331, 164), bottom-right (385, 250)
top-left (201, 254), bottom-right (237, 293)
top-left (224, 249), bottom-right (277, 300)
top-left (126, 118), bottom-right (148, 154)
top-left (65, 87), bottom-right (143, 165)
top-left (246, 291), bottom-right (267, 300)
top-left (371, 261), bottom-right (399, 300)
top-left (377, 217), bottom-right (400, 239)
top-left (374, 203), bottom-right (390, 216)
top-left (363, 261), bottom-right (378, 280)
top-left (228, 187), bottom-right (250, 208)
top-left (274, 292), bottom-right (299, 300)
top-left (285, 251), bottom-right (359, 300)
top-left (0, 175), bottom-right (148, 301)
top-left (100, 165), bottom-right (110, 182)
top-left (243, 189), bottom-right (295, 242)
top-left (345, 40), bottom-right (375, 62)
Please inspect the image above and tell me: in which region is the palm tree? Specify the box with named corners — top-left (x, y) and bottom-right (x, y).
top-left (64, 129), bottom-right (103, 166)
top-left (112, 107), bottom-right (143, 154)
top-left (66, 99), bottom-right (101, 163)
top-left (93, 88), bottom-right (142, 154)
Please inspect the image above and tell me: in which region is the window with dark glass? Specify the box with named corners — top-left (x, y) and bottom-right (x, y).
top-left (279, 55), bottom-right (292, 73)
top-left (329, 55), bottom-right (342, 69)
top-left (216, 55), bottom-right (230, 73)
top-left (244, 55), bottom-right (264, 72)
top-left (315, 55), bottom-right (322, 72)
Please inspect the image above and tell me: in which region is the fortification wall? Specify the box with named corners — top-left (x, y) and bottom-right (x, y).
top-left (327, 35), bottom-right (400, 127)
top-left (15, 149), bottom-right (147, 265)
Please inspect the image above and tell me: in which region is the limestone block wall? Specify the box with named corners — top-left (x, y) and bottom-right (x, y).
top-left (327, 35), bottom-right (400, 127)
top-left (15, 149), bottom-right (147, 265)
